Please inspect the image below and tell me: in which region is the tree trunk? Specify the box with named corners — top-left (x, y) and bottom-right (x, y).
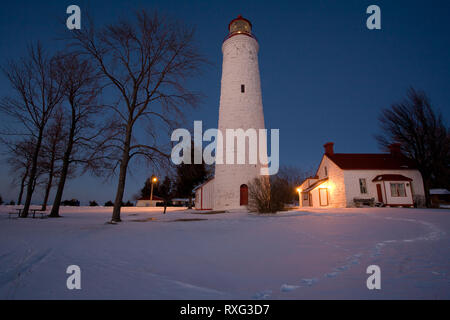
top-left (41, 151), bottom-right (56, 211)
top-left (21, 128), bottom-right (44, 217)
top-left (49, 110), bottom-right (76, 218)
top-left (17, 168), bottom-right (28, 205)
top-left (423, 178), bottom-right (432, 208)
top-left (111, 155), bottom-right (130, 222)
top-left (32, 176), bottom-right (38, 193)
top-left (111, 125), bottom-right (133, 223)
top-left (41, 173), bottom-right (53, 211)
top-left (49, 147), bottom-right (72, 217)
top-left (188, 195), bottom-right (193, 209)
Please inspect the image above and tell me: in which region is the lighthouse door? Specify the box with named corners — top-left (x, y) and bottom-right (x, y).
top-left (376, 184), bottom-right (383, 203)
top-left (240, 184), bottom-right (248, 206)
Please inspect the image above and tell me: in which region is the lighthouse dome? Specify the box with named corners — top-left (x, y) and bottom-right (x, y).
top-left (227, 15), bottom-right (254, 38)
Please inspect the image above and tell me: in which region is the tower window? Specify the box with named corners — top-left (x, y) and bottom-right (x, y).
top-left (241, 84), bottom-right (245, 93)
top-left (359, 178), bottom-right (367, 194)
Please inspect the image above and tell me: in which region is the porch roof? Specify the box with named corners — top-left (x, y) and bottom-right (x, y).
top-left (302, 178), bottom-right (328, 193)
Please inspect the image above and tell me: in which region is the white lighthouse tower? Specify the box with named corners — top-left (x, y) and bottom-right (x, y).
top-left (213, 15), bottom-right (267, 210)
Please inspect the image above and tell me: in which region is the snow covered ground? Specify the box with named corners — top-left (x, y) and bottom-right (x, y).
top-left (0, 205), bottom-right (449, 299)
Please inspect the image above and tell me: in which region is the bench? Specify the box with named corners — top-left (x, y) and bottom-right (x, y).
top-left (8, 210), bottom-right (21, 219)
top-left (8, 208), bottom-right (47, 219)
top-left (353, 198), bottom-right (375, 207)
top-left (8, 208), bottom-right (23, 219)
top-left (30, 209), bottom-right (47, 219)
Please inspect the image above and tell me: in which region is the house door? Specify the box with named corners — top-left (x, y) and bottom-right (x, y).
top-left (240, 184), bottom-right (248, 206)
top-left (376, 184), bottom-right (383, 202)
top-left (319, 188), bottom-right (328, 206)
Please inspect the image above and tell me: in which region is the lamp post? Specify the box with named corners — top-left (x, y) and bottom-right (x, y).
top-left (150, 176), bottom-right (158, 203)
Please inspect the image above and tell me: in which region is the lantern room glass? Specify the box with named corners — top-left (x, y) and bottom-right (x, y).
top-left (229, 20), bottom-right (251, 34)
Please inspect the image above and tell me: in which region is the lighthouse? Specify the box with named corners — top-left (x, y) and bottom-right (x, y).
top-left (213, 15), bottom-right (267, 210)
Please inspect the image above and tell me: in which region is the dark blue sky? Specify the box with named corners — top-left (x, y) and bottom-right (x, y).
top-left (0, 0), bottom-right (449, 204)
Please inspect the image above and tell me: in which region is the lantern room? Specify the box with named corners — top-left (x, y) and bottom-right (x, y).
top-left (226, 15), bottom-right (254, 39)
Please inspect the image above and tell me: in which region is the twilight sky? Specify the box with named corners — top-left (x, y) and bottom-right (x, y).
top-left (0, 0), bottom-right (449, 204)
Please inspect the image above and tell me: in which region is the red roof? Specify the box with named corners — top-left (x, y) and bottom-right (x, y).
top-left (137, 195), bottom-right (164, 201)
top-left (327, 153), bottom-right (416, 170)
top-left (372, 174), bottom-right (413, 182)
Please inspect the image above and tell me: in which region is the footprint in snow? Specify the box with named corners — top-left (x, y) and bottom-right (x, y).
top-left (325, 272), bottom-right (338, 278)
top-left (253, 290), bottom-right (272, 299)
top-left (280, 284), bottom-right (300, 292)
top-left (335, 265), bottom-right (349, 272)
top-left (300, 278), bottom-right (318, 286)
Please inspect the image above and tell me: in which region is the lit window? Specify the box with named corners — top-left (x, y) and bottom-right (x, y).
top-left (241, 84), bottom-right (245, 93)
top-left (390, 183), bottom-right (406, 197)
top-left (359, 178), bottom-right (367, 194)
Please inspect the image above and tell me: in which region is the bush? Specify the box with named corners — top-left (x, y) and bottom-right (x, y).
top-left (102, 200), bottom-right (134, 207)
top-left (248, 177), bottom-right (271, 213)
top-left (9, 200), bottom-right (15, 205)
top-left (122, 200), bottom-right (134, 207)
top-left (248, 176), bottom-right (292, 213)
top-left (104, 200), bottom-right (114, 207)
top-left (62, 199), bottom-right (80, 206)
top-left (0, 195), bottom-right (3, 205)
top-left (414, 195), bottom-right (426, 208)
top-left (89, 201), bottom-right (98, 207)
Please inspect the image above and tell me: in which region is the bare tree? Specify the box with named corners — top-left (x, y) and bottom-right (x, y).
top-left (49, 52), bottom-right (105, 218)
top-left (39, 108), bottom-right (66, 211)
top-left (248, 176), bottom-right (272, 213)
top-left (248, 175), bottom-right (291, 214)
top-left (278, 165), bottom-right (315, 203)
top-left (376, 88), bottom-right (450, 207)
top-left (70, 10), bottom-right (206, 222)
top-left (15, 159), bottom-right (30, 205)
top-left (0, 43), bottom-right (63, 217)
top-left (2, 138), bottom-right (35, 205)
top-left (157, 175), bottom-right (174, 214)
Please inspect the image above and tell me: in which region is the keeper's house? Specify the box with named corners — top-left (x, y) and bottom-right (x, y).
top-left (298, 142), bottom-right (425, 208)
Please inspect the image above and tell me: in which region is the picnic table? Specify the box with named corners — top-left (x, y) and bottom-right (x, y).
top-left (8, 208), bottom-right (47, 219)
top-left (7, 209), bottom-right (21, 219)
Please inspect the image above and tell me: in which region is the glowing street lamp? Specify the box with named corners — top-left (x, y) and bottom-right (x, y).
top-left (150, 175), bottom-right (158, 202)
top-left (296, 188), bottom-right (301, 207)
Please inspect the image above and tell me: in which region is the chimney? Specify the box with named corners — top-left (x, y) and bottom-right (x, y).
top-left (388, 143), bottom-right (402, 157)
top-left (324, 142), bottom-right (334, 156)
